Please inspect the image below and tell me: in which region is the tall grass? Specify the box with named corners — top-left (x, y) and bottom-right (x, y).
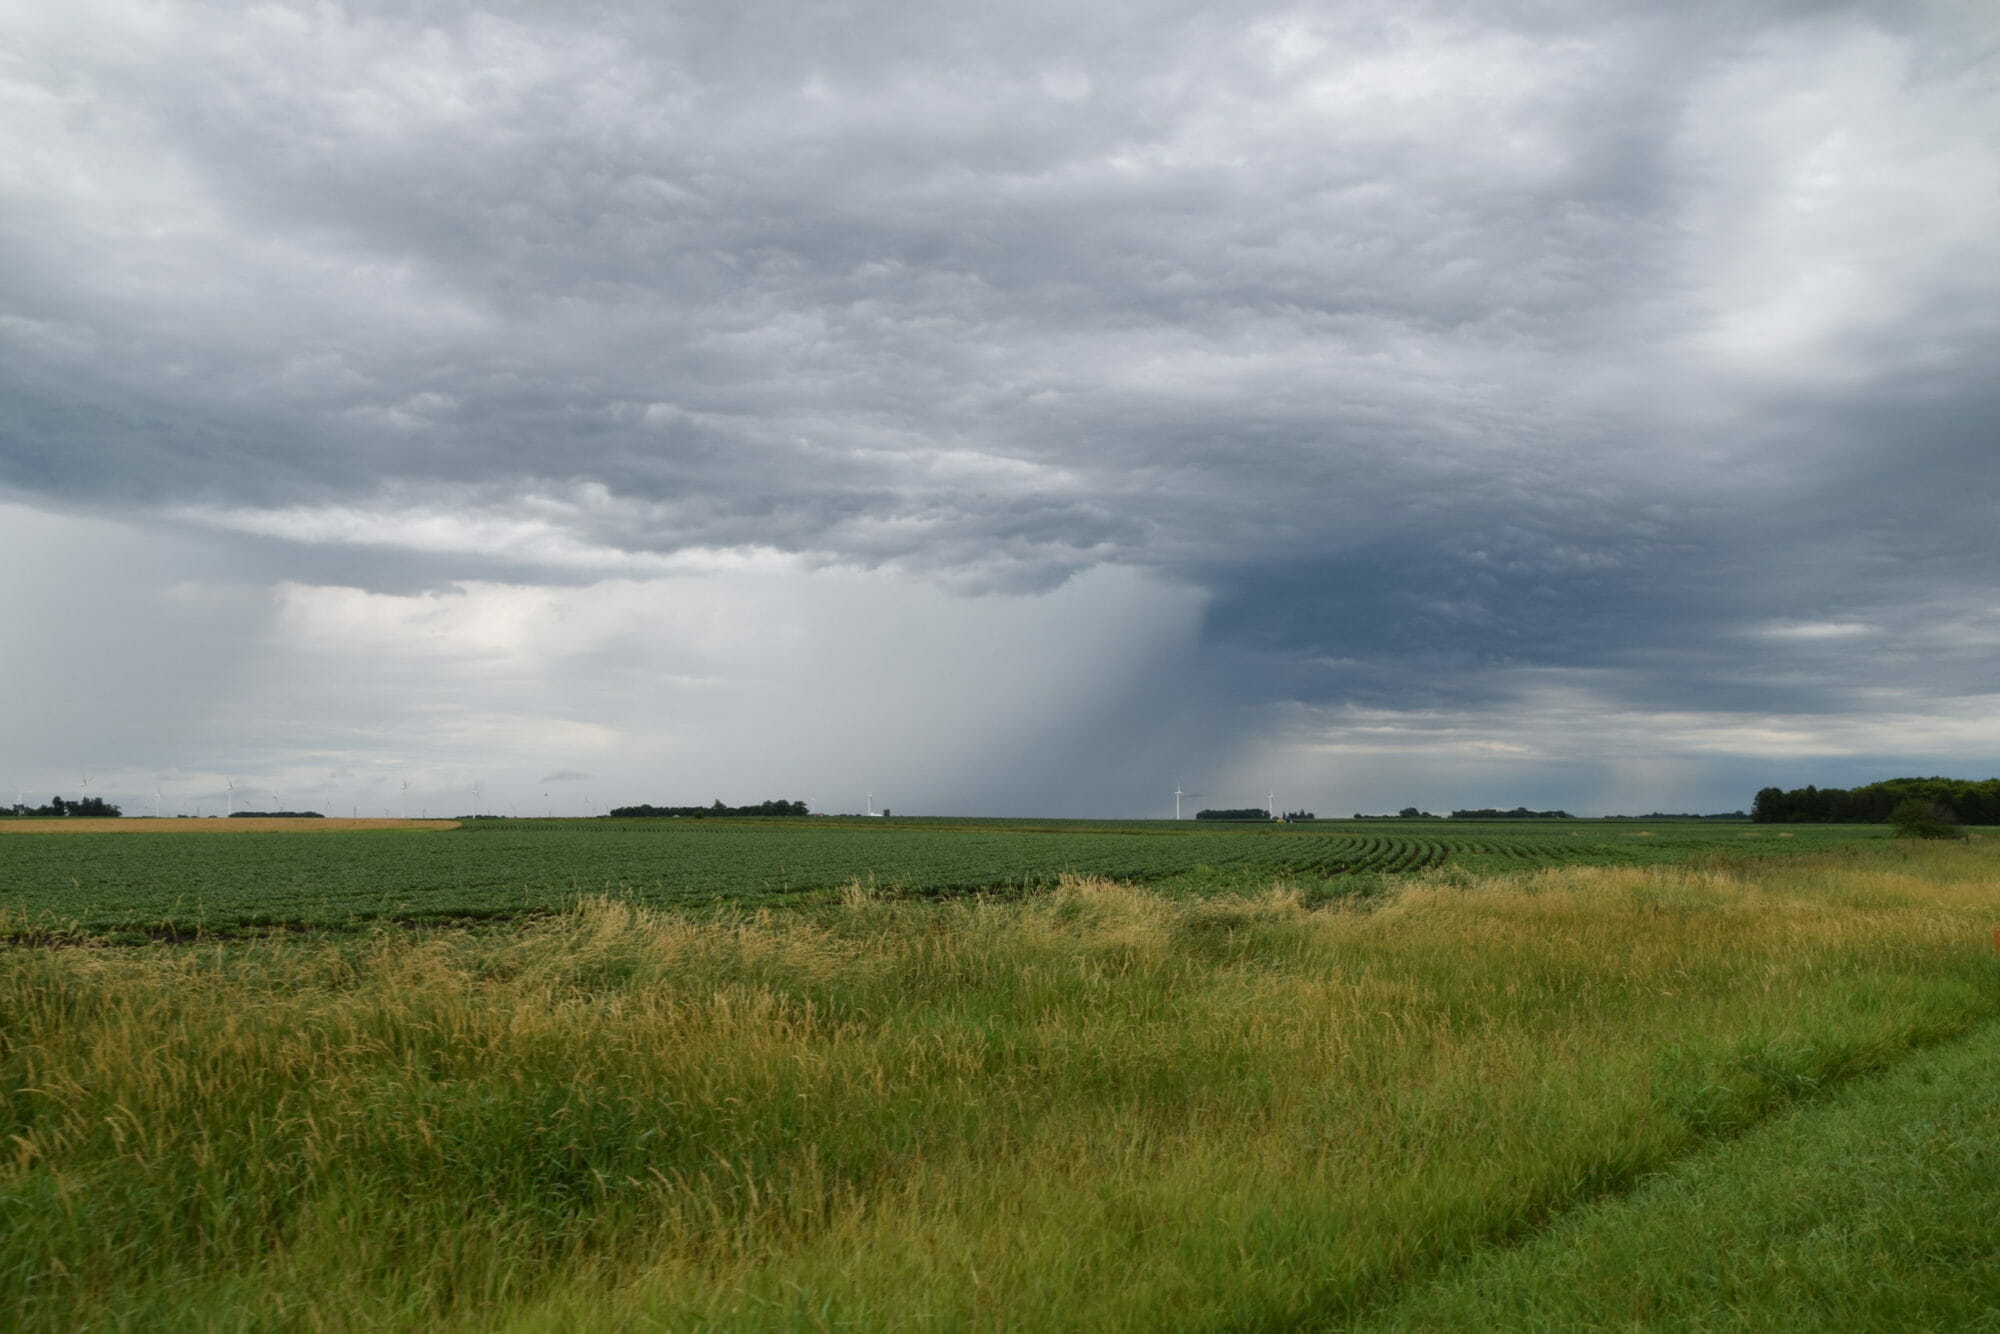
top-left (3, 844), bottom-right (1996, 1330)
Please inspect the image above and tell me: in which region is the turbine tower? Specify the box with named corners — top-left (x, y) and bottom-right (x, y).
top-left (1174, 786), bottom-right (1184, 820)
top-left (400, 778), bottom-right (409, 821)
top-left (1267, 790), bottom-right (1276, 820)
top-left (225, 780), bottom-right (235, 818)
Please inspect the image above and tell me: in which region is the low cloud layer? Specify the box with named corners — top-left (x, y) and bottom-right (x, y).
top-left (3, 1), bottom-right (1996, 815)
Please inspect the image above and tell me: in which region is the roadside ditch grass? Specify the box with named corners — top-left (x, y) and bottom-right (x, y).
top-left (2, 842), bottom-right (1995, 1330)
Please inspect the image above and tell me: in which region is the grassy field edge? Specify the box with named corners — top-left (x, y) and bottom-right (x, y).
top-left (5, 845), bottom-right (1997, 1329)
top-left (1349, 1010), bottom-right (2000, 1331)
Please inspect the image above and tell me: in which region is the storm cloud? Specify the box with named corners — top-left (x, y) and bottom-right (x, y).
top-left (4, 0), bottom-right (1997, 816)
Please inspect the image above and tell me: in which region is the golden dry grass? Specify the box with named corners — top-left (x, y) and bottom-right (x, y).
top-left (0, 817), bottom-right (458, 835)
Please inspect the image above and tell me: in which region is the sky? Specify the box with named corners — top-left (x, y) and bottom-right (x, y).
top-left (3, 0), bottom-right (1998, 819)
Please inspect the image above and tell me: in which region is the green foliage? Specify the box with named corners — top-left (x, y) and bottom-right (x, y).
top-left (1889, 797), bottom-right (1968, 840)
top-left (1754, 775), bottom-right (2000, 824)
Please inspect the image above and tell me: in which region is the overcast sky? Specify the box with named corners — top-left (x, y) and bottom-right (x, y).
top-left (3, 0), bottom-right (1997, 818)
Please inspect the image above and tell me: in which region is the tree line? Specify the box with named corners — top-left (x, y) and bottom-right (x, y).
top-left (1195, 808), bottom-right (1317, 821)
top-left (5, 795), bottom-right (121, 818)
top-left (1752, 777), bottom-right (2000, 825)
top-left (1447, 807), bottom-right (1574, 820)
top-left (608, 800), bottom-right (810, 819)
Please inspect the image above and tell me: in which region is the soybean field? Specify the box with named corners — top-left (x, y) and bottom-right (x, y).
top-left (0, 816), bottom-right (1892, 939)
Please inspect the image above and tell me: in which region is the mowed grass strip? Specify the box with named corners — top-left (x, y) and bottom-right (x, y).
top-left (1351, 1014), bottom-right (2000, 1333)
top-left (1, 845), bottom-right (1996, 1330)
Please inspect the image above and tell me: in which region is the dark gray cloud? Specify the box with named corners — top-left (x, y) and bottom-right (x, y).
top-left (3, 0), bottom-right (1996, 814)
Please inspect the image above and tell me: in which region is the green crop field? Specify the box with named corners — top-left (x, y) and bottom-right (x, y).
top-left (0, 815), bottom-right (1895, 938)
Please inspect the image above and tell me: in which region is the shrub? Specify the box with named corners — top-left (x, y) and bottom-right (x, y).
top-left (1889, 798), bottom-right (1967, 840)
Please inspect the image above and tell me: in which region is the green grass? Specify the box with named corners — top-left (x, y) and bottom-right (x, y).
top-left (0, 816), bottom-right (1892, 936)
top-left (1353, 1014), bottom-right (2000, 1332)
top-left (3, 841), bottom-right (1997, 1329)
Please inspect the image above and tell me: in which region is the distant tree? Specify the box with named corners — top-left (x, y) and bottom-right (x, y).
top-left (1889, 798), bottom-right (1966, 840)
top-left (10, 794), bottom-right (121, 818)
top-left (1751, 777), bottom-right (2000, 825)
top-left (609, 799), bottom-right (810, 819)
top-left (1449, 807), bottom-right (1573, 820)
top-left (1399, 807), bottom-right (1423, 819)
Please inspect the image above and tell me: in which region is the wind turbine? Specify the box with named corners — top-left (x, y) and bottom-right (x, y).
top-left (154, 786), bottom-right (163, 820)
top-left (79, 773), bottom-right (91, 812)
top-left (472, 781), bottom-right (482, 817)
top-left (400, 778), bottom-right (409, 820)
top-left (225, 780), bottom-right (235, 818)
top-left (1174, 785), bottom-right (1184, 820)
top-left (1267, 790), bottom-right (1276, 820)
